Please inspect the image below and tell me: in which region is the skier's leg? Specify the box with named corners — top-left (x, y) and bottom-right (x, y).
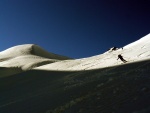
top-left (123, 59), bottom-right (127, 63)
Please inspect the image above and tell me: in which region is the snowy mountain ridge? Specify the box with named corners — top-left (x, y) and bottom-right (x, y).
top-left (0, 44), bottom-right (70, 60)
top-left (0, 44), bottom-right (71, 76)
top-left (0, 34), bottom-right (150, 76)
top-left (36, 33), bottom-right (150, 71)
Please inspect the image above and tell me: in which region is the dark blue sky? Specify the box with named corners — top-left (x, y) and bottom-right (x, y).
top-left (0, 0), bottom-right (149, 58)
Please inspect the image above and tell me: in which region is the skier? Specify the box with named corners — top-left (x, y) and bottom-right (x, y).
top-left (108, 46), bottom-right (118, 52)
top-left (112, 46), bottom-right (117, 51)
top-left (117, 54), bottom-right (127, 63)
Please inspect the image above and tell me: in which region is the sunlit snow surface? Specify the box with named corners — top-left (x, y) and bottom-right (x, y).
top-left (0, 34), bottom-right (150, 75)
top-left (35, 34), bottom-right (150, 71)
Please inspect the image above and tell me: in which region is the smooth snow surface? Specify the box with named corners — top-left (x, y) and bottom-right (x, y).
top-left (0, 44), bottom-right (70, 76)
top-left (36, 34), bottom-right (150, 71)
top-left (0, 34), bottom-right (150, 74)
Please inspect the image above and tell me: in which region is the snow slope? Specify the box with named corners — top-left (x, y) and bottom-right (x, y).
top-left (1, 57), bottom-right (150, 113)
top-left (0, 34), bottom-right (150, 113)
top-left (0, 44), bottom-right (70, 60)
top-left (36, 34), bottom-right (150, 71)
top-left (0, 44), bottom-right (71, 77)
top-left (0, 34), bottom-right (150, 76)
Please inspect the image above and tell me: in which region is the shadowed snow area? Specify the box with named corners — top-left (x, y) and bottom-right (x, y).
top-left (0, 34), bottom-right (150, 76)
top-left (36, 34), bottom-right (150, 71)
top-left (0, 59), bottom-right (150, 113)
